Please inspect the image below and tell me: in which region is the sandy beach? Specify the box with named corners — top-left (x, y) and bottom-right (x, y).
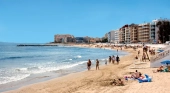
top-left (4, 44), bottom-right (170, 93)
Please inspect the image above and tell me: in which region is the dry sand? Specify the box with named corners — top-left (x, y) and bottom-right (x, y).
top-left (4, 44), bottom-right (169, 93)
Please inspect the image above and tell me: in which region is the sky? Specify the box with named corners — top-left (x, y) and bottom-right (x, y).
top-left (0, 0), bottom-right (170, 43)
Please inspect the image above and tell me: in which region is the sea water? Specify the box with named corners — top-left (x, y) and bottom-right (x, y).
top-left (0, 42), bottom-right (128, 91)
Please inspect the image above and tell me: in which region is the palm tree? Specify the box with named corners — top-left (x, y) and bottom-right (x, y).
top-left (156, 20), bottom-right (170, 43)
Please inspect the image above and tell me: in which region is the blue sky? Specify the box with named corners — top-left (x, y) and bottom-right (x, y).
top-left (0, 0), bottom-right (170, 43)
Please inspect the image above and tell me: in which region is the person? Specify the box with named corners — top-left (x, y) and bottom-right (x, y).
top-left (116, 55), bottom-right (120, 64)
top-left (109, 56), bottom-right (111, 63)
top-left (87, 59), bottom-right (91, 71)
top-left (110, 79), bottom-right (117, 85)
top-left (117, 79), bottom-right (124, 86)
top-left (131, 70), bottom-right (141, 79)
top-left (105, 59), bottom-right (107, 65)
top-left (135, 55), bottom-right (138, 59)
top-left (138, 73), bottom-right (145, 80)
top-left (157, 65), bottom-right (164, 72)
top-left (112, 55), bottom-right (115, 64)
top-left (96, 59), bottom-right (99, 70)
top-left (138, 50), bottom-right (140, 56)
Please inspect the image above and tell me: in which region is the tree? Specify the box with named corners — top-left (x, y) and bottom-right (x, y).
top-left (101, 37), bottom-right (108, 43)
top-left (156, 20), bottom-right (170, 43)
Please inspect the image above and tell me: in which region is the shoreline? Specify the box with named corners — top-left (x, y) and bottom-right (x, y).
top-left (1, 44), bottom-right (128, 93)
top-left (3, 44), bottom-right (134, 93)
top-left (3, 44), bottom-right (169, 93)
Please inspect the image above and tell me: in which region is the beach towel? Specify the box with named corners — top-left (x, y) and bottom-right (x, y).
top-left (137, 74), bottom-right (152, 83)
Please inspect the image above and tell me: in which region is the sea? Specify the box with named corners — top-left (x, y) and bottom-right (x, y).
top-left (0, 42), bottom-right (128, 92)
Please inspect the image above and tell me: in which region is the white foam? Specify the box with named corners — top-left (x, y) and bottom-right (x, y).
top-left (16, 68), bottom-right (28, 71)
top-left (0, 74), bottom-right (30, 84)
top-left (76, 55), bottom-right (82, 58)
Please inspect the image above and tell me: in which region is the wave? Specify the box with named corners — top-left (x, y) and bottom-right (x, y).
top-left (0, 74), bottom-right (30, 84)
top-left (15, 61), bottom-right (87, 74)
top-left (75, 55), bottom-right (82, 58)
top-left (0, 55), bottom-right (43, 60)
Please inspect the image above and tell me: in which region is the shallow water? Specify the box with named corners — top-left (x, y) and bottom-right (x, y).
top-left (0, 43), bottom-right (128, 92)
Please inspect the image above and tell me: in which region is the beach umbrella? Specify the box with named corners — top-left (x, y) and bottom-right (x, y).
top-left (161, 60), bottom-right (170, 66)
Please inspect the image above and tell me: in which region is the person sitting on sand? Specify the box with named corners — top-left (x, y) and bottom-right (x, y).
top-left (157, 65), bottom-right (164, 72)
top-left (131, 70), bottom-right (141, 79)
top-left (116, 79), bottom-right (124, 86)
top-left (87, 59), bottom-right (91, 71)
top-left (138, 73), bottom-right (145, 80)
top-left (110, 79), bottom-right (117, 85)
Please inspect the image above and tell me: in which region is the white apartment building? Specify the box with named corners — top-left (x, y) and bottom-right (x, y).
top-left (150, 20), bottom-right (158, 43)
top-left (114, 30), bottom-right (119, 44)
top-left (108, 30), bottom-right (115, 43)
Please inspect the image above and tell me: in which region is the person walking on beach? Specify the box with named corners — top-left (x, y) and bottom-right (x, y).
top-left (96, 59), bottom-right (99, 70)
top-left (109, 56), bottom-right (111, 63)
top-left (116, 55), bottom-right (120, 64)
top-left (87, 59), bottom-right (91, 71)
top-left (112, 55), bottom-right (115, 64)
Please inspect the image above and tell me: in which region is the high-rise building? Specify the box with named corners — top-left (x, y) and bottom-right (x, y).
top-left (119, 25), bottom-right (128, 43)
top-left (108, 30), bottom-right (115, 43)
top-left (129, 24), bottom-right (138, 43)
top-left (114, 30), bottom-right (119, 44)
top-left (138, 23), bottom-right (150, 43)
top-left (125, 25), bottom-right (131, 44)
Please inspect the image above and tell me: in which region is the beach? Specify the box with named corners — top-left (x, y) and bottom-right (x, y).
top-left (4, 44), bottom-right (170, 93)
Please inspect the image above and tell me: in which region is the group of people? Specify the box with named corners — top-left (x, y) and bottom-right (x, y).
top-left (87, 55), bottom-right (120, 71)
top-left (87, 59), bottom-right (99, 70)
top-left (108, 55), bottom-right (120, 64)
top-left (110, 78), bottom-right (124, 86)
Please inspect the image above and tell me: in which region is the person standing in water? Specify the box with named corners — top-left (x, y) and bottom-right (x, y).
top-left (96, 59), bottom-right (99, 70)
top-left (87, 59), bottom-right (91, 71)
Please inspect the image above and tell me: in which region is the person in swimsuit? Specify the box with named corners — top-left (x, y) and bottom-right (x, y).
top-left (116, 55), bottom-right (120, 64)
top-left (109, 56), bottom-right (111, 63)
top-left (112, 55), bottom-right (115, 64)
top-left (96, 59), bottom-right (99, 70)
top-left (87, 59), bottom-right (91, 71)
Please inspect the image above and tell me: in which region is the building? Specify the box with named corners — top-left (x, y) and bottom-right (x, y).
top-left (138, 23), bottom-right (150, 43)
top-left (129, 24), bottom-right (138, 43)
top-left (75, 37), bottom-right (84, 43)
top-left (119, 25), bottom-right (128, 43)
top-left (114, 30), bottom-right (119, 44)
top-left (150, 20), bottom-right (158, 43)
top-left (108, 30), bottom-right (115, 43)
top-left (125, 25), bottom-right (131, 44)
top-left (54, 34), bottom-right (74, 43)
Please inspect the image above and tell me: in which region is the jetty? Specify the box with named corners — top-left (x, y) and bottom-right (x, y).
top-left (17, 44), bottom-right (58, 47)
